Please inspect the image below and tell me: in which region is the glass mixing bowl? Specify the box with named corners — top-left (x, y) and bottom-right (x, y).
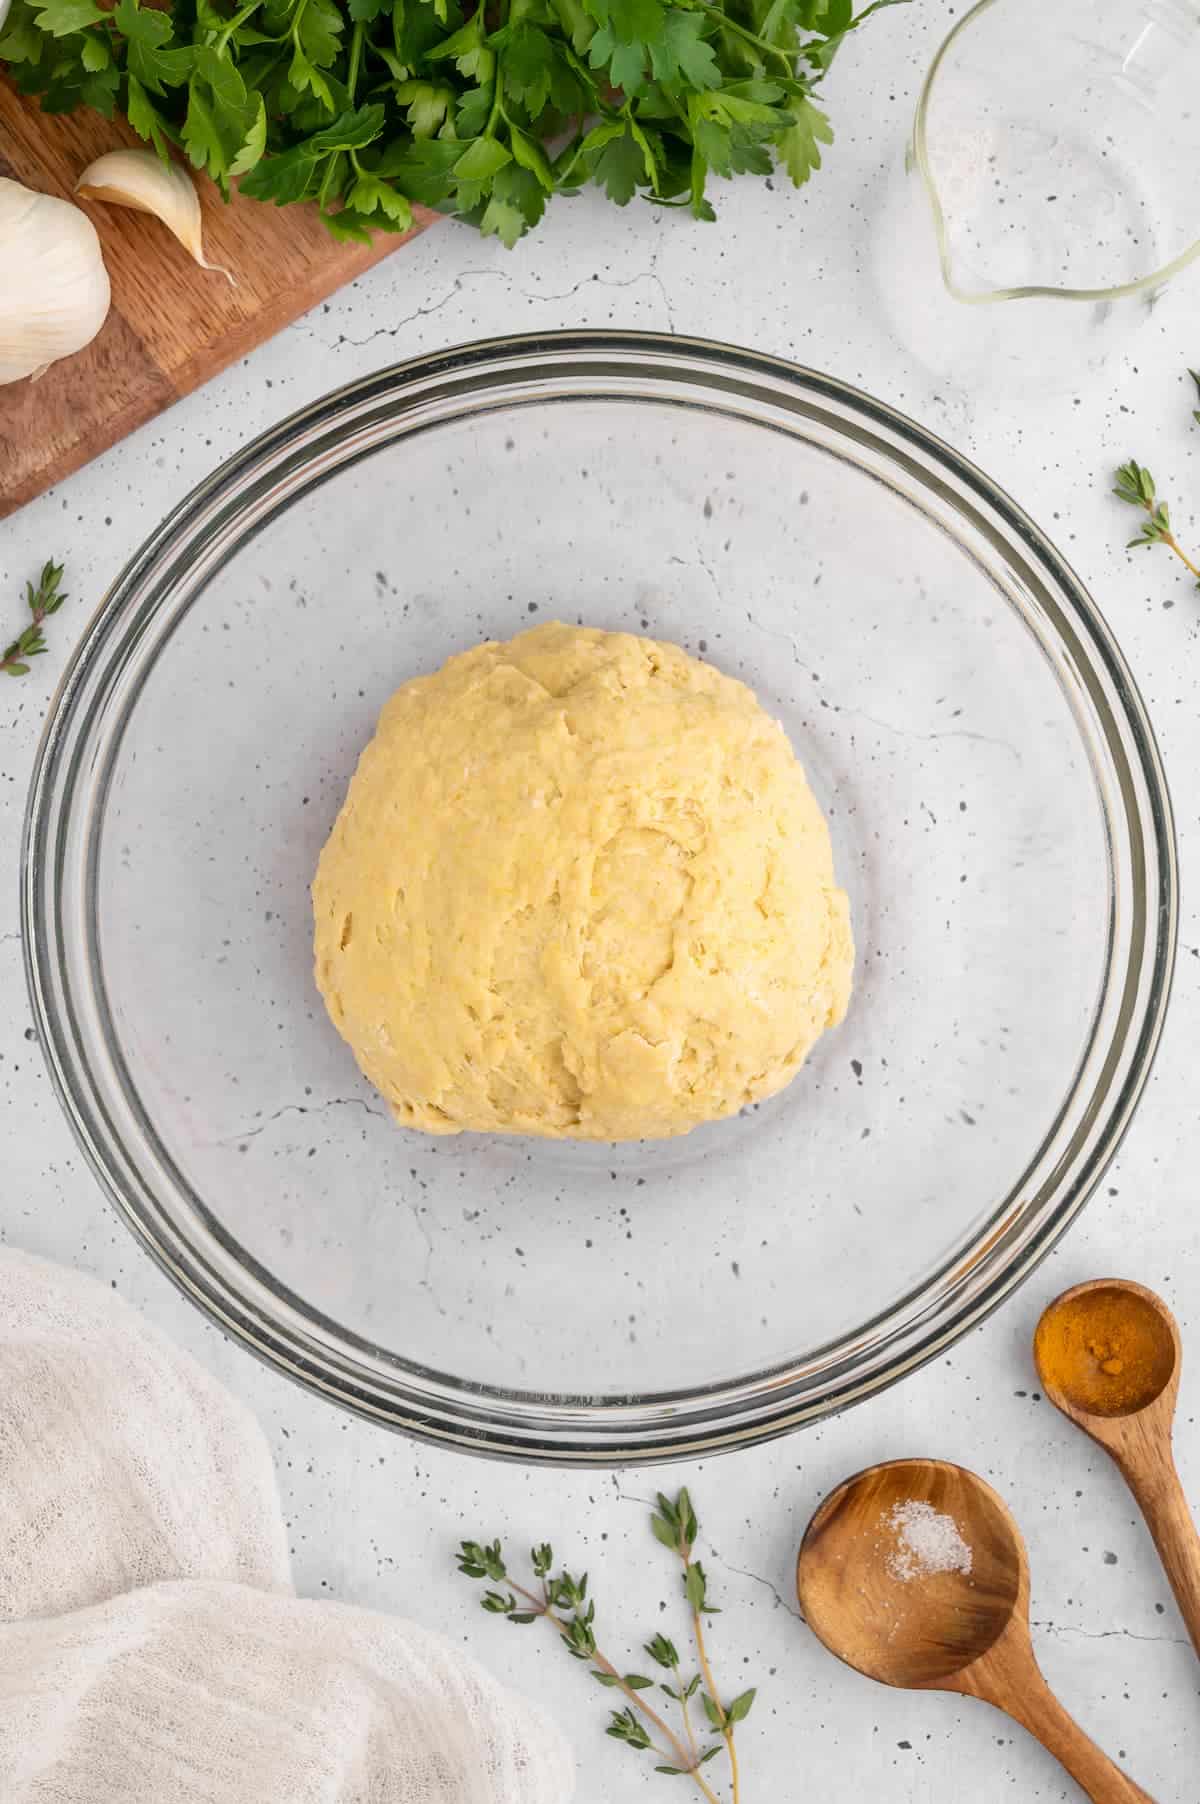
top-left (22, 333), bottom-right (1176, 1464)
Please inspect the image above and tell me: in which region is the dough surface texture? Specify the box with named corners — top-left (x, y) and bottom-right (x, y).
top-left (313, 623), bottom-right (853, 1140)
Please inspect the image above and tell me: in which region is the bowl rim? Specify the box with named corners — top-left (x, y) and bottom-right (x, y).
top-left (22, 329), bottom-right (1178, 1465)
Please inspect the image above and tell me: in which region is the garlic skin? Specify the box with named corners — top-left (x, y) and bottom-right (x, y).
top-left (0, 0), bottom-right (11, 32)
top-left (76, 150), bottom-right (235, 285)
top-left (0, 178), bottom-right (111, 385)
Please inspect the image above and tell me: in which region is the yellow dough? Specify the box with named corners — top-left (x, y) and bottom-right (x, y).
top-left (313, 623), bottom-right (853, 1141)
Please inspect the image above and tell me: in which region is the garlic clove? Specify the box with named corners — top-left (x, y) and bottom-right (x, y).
top-left (0, 178), bottom-right (111, 386)
top-left (76, 150), bottom-right (236, 286)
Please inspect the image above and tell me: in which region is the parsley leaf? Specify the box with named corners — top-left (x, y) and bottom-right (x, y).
top-left (298, 0), bottom-right (345, 70)
top-left (394, 78), bottom-right (454, 138)
top-left (113, 0), bottom-right (192, 94)
top-left (426, 11), bottom-right (494, 82)
top-left (229, 91), bottom-right (268, 176)
top-left (592, 123), bottom-right (646, 205)
top-left (502, 21), bottom-right (580, 119)
top-left (584, 23), bottom-right (643, 94)
top-left (480, 161), bottom-right (546, 246)
top-left (777, 94), bottom-right (832, 186)
top-left (648, 12), bottom-right (718, 90)
top-left (0, 0), bottom-right (46, 64)
top-left (584, 0), bottom-right (667, 95)
top-left (26, 0), bottom-right (103, 38)
top-left (453, 134), bottom-right (512, 182)
top-left (585, 0), bottom-right (665, 43)
top-left (347, 167), bottom-right (414, 226)
top-left (373, 134), bottom-right (459, 206)
top-left (125, 69), bottom-right (177, 155)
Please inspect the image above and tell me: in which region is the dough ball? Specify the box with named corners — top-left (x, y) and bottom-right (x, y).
top-left (313, 623), bottom-right (853, 1141)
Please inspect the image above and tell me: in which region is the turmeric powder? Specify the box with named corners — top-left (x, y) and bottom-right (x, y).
top-left (1034, 1284), bottom-right (1177, 1417)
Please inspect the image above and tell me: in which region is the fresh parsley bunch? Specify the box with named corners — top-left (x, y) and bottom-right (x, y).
top-left (0, 0), bottom-right (895, 245)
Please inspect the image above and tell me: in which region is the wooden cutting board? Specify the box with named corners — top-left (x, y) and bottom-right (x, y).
top-left (0, 78), bottom-right (440, 518)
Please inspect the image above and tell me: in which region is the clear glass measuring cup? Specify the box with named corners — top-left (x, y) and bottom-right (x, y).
top-left (873, 0), bottom-right (1200, 394)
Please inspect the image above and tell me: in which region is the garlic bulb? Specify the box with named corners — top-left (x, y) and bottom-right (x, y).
top-left (0, 178), bottom-right (111, 385)
top-left (77, 150), bottom-right (234, 285)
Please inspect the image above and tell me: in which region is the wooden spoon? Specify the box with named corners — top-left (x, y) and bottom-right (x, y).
top-left (1035, 1279), bottom-right (1200, 1662)
top-left (797, 1458), bottom-right (1155, 1802)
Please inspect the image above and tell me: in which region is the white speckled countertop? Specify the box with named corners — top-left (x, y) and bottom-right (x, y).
top-left (4, 3), bottom-right (1200, 1797)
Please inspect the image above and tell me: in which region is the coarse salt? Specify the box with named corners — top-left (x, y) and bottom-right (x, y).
top-left (884, 1499), bottom-right (973, 1582)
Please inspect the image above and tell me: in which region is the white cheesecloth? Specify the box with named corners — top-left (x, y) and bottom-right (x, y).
top-left (0, 1248), bottom-right (574, 1804)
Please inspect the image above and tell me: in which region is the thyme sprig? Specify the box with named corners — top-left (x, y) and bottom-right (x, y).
top-left (1112, 372), bottom-right (1200, 586)
top-left (1, 560), bottom-right (68, 678)
top-left (458, 1488), bottom-right (754, 1800)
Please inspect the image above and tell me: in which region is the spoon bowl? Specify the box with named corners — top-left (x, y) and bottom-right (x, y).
top-left (797, 1457), bottom-right (1155, 1801)
top-left (797, 1458), bottom-right (1020, 1687)
top-left (1035, 1280), bottom-right (1178, 1420)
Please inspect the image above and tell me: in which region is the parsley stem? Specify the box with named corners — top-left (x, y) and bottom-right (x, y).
top-left (347, 19), bottom-right (364, 99)
top-left (289, 0), bottom-right (309, 59)
top-left (317, 149), bottom-right (346, 210)
top-left (505, 1576), bottom-right (723, 1801)
top-left (757, 0), bottom-right (790, 43)
top-left (693, 0), bottom-right (795, 72)
top-left (551, 128), bottom-right (585, 182)
top-left (213, 0), bottom-right (263, 57)
top-left (484, 0), bottom-right (508, 139)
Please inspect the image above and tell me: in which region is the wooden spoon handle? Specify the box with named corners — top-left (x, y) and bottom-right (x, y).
top-left (1117, 1449), bottom-right (1200, 1661)
top-left (967, 1661), bottom-right (1156, 1802)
